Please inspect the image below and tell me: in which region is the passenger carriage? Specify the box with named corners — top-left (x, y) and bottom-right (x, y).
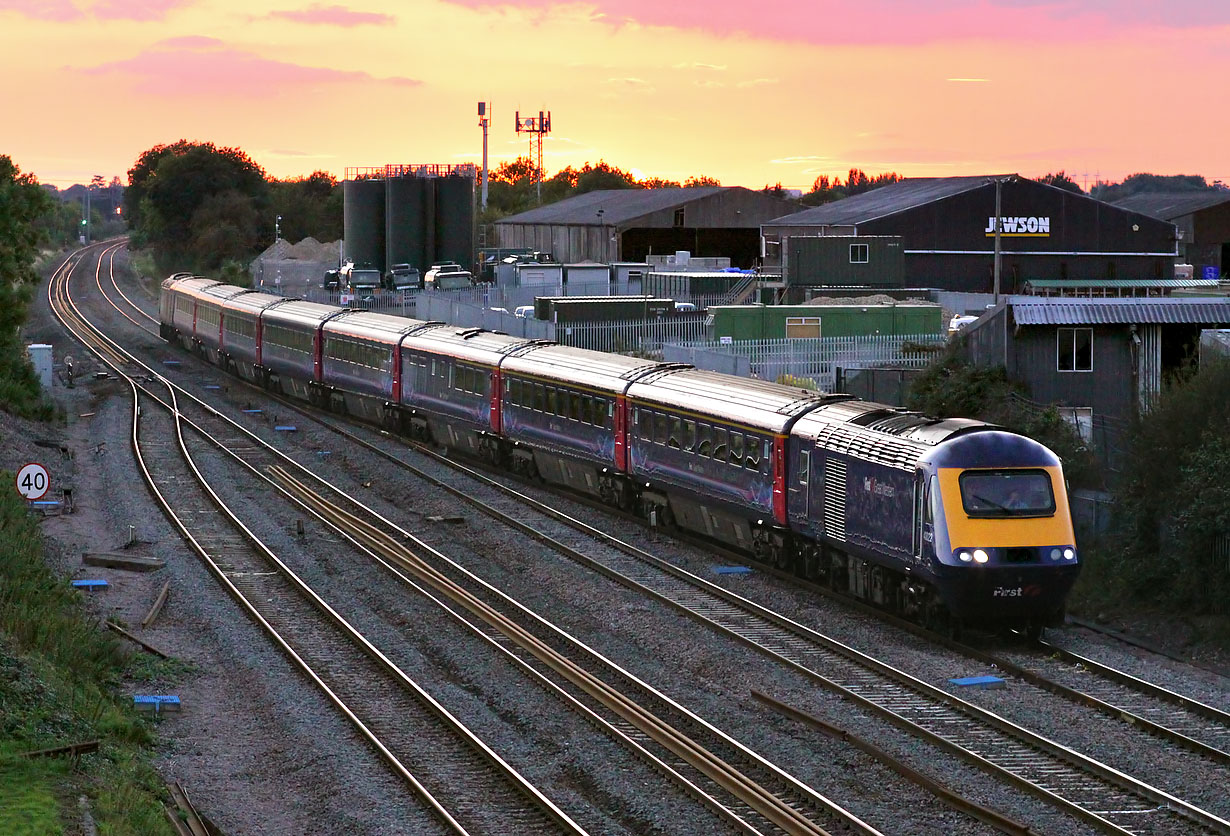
top-left (397, 326), bottom-right (536, 459)
top-left (257, 299), bottom-right (344, 402)
top-left (623, 371), bottom-right (828, 556)
top-left (499, 345), bottom-right (669, 503)
top-left (216, 290), bottom-right (286, 381)
top-left (320, 311), bottom-right (433, 424)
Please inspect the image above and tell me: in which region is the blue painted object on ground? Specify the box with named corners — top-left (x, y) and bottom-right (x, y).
top-left (242, 409), bottom-right (263, 414)
top-left (162, 360), bottom-right (181, 365)
top-left (133, 695), bottom-right (180, 713)
top-left (949, 675), bottom-right (1005, 689)
top-left (71, 579), bottom-right (109, 591)
top-left (316, 451), bottom-right (331, 458)
top-left (274, 425), bottom-right (297, 432)
top-left (713, 566), bottom-right (753, 575)
top-left (203, 384), bottom-right (220, 390)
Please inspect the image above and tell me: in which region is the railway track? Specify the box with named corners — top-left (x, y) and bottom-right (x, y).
top-left (96, 253), bottom-right (1230, 834)
top-left (48, 244), bottom-right (586, 836)
top-left (66, 246), bottom-right (881, 835)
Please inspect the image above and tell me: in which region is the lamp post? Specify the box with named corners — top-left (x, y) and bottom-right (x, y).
top-left (987, 175), bottom-right (1015, 305)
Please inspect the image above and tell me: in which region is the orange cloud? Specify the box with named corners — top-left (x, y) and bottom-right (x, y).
top-left (0, 0), bottom-right (189, 20)
top-left (78, 37), bottom-right (420, 96)
top-left (265, 4), bottom-right (394, 26)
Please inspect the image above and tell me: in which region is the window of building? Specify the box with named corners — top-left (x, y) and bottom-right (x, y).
top-left (1057, 327), bottom-right (1093, 372)
top-left (1056, 406), bottom-right (1094, 442)
top-left (785, 316), bottom-right (822, 338)
top-left (673, 208), bottom-right (685, 227)
top-left (850, 243), bottom-right (869, 264)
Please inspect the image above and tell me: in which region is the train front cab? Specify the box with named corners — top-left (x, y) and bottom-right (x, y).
top-left (919, 431), bottom-right (1079, 632)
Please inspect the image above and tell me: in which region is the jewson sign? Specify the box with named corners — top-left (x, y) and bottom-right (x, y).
top-left (985, 216), bottom-right (1050, 236)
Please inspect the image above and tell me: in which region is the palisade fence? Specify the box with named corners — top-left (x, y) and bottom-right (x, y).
top-left (662, 334), bottom-right (947, 391)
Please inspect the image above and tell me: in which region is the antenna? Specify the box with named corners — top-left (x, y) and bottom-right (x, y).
top-left (515, 108), bottom-right (552, 203)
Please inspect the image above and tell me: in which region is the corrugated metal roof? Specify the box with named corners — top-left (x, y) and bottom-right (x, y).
top-left (765, 175), bottom-right (1010, 226)
top-left (1011, 297), bottom-right (1230, 325)
top-left (1024, 278), bottom-right (1220, 289)
top-left (1110, 191), bottom-right (1230, 221)
top-left (495, 187), bottom-right (726, 226)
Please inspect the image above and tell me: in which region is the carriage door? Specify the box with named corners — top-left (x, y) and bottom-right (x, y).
top-left (787, 441), bottom-right (811, 529)
top-left (912, 470), bottom-right (933, 565)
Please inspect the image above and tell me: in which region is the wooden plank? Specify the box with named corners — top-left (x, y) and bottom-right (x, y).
top-left (106, 621), bottom-right (170, 659)
top-left (21, 740), bottom-right (100, 760)
top-left (142, 581), bottom-right (171, 628)
top-left (83, 552), bottom-right (166, 572)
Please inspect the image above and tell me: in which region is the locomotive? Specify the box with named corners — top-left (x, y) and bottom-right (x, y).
top-left (160, 275), bottom-right (1079, 636)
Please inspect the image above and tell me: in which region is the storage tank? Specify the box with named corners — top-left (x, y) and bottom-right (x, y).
top-left (386, 176), bottom-right (428, 274)
top-left (344, 178), bottom-right (386, 273)
top-left (434, 174), bottom-right (474, 270)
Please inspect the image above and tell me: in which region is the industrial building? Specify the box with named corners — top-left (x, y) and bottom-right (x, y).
top-left (762, 176), bottom-right (1179, 294)
top-left (495, 187), bottom-right (801, 267)
top-left (343, 164), bottom-right (475, 277)
top-left (1110, 191), bottom-right (1230, 282)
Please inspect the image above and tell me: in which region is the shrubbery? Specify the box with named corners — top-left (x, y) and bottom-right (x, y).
top-left (906, 345), bottom-right (1100, 488)
top-left (1104, 358), bottom-right (1230, 614)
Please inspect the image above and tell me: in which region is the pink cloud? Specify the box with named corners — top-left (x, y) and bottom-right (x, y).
top-left (0, 0), bottom-right (188, 20)
top-left (438, 0), bottom-right (1230, 43)
top-left (78, 38), bottom-right (420, 96)
top-left (266, 4), bottom-right (394, 26)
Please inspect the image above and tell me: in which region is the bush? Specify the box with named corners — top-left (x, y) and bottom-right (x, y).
top-left (1103, 358), bottom-right (1230, 614)
top-left (906, 345), bottom-right (1099, 487)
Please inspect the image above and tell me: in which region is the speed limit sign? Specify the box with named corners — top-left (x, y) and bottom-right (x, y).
top-left (16, 463), bottom-right (50, 500)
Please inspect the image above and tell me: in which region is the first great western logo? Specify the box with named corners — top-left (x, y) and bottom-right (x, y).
top-left (985, 216), bottom-right (1050, 236)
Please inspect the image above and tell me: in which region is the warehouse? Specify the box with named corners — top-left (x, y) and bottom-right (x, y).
top-left (495, 187), bottom-right (801, 267)
top-left (762, 175), bottom-right (1178, 294)
top-left (1110, 191), bottom-right (1230, 281)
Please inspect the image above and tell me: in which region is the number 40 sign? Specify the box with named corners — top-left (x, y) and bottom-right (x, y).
top-left (16, 463), bottom-right (50, 500)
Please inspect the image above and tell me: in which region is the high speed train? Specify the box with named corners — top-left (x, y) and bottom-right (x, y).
top-left (161, 275), bottom-right (1080, 636)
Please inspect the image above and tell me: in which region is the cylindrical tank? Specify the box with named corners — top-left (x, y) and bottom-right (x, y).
top-left (434, 174), bottom-right (474, 270)
top-left (343, 178), bottom-right (386, 273)
top-left (386, 176), bottom-right (427, 273)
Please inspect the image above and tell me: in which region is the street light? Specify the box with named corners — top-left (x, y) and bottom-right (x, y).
top-left (986, 175), bottom-right (1017, 305)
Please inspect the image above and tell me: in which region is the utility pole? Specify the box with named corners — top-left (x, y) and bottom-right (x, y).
top-left (275, 215), bottom-right (283, 291)
top-left (987, 175), bottom-right (1015, 305)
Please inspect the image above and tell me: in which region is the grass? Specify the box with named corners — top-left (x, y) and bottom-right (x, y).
top-left (0, 474), bottom-right (177, 835)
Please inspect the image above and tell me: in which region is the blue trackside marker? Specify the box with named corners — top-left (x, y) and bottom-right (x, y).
top-left (133, 695), bottom-right (180, 714)
top-left (203, 384), bottom-right (220, 390)
top-left (162, 360), bottom-right (181, 366)
top-left (274, 425), bottom-right (297, 432)
top-left (316, 451), bottom-right (331, 458)
top-left (949, 675), bottom-right (1006, 689)
top-left (713, 566), bottom-right (753, 575)
top-left (71, 579), bottom-right (109, 591)
top-left (242, 409), bottom-right (263, 414)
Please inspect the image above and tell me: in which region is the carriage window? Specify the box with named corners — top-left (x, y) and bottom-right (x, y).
top-left (599, 399), bottom-right (611, 430)
top-left (533, 384), bottom-right (546, 412)
top-left (556, 389), bottom-right (568, 418)
top-left (546, 387), bottom-right (558, 415)
top-left (696, 424), bottom-right (713, 457)
top-left (730, 432), bottom-right (744, 466)
top-left (713, 427), bottom-right (728, 462)
top-left (579, 396), bottom-right (592, 425)
top-left (568, 391), bottom-right (581, 421)
top-left (745, 437), bottom-right (762, 471)
top-left (668, 417), bottom-right (682, 449)
top-left (683, 420), bottom-right (696, 452)
top-left (655, 412), bottom-right (668, 445)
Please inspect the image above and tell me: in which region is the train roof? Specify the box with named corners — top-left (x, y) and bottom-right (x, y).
top-left (323, 311), bottom-right (432, 342)
top-left (260, 299), bottom-right (346, 328)
top-left (922, 430), bottom-right (1060, 470)
top-left (222, 290), bottom-right (290, 315)
top-left (163, 277), bottom-right (223, 297)
top-left (627, 368), bottom-right (834, 433)
top-left (793, 402), bottom-right (995, 470)
top-left (402, 325), bottom-right (538, 366)
top-left (501, 343), bottom-right (674, 393)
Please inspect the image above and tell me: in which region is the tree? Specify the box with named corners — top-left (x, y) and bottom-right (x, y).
top-left (1039, 171), bottom-right (1083, 194)
top-left (1093, 173), bottom-right (1217, 202)
top-left (684, 175), bottom-right (721, 187)
top-left (762, 182), bottom-right (786, 199)
top-left (270, 171), bottom-right (342, 243)
top-left (127, 141), bottom-right (269, 273)
top-left (640, 176), bottom-right (681, 189)
top-left (574, 160), bottom-right (638, 194)
top-left (0, 156), bottom-right (56, 417)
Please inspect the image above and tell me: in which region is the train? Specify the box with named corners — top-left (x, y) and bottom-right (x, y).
top-left (160, 274), bottom-right (1080, 636)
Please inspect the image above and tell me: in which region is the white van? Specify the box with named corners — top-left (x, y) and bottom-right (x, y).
top-left (513, 305), bottom-right (535, 319)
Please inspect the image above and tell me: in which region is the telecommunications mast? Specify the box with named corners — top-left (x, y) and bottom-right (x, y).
top-left (515, 108), bottom-right (551, 203)
top-left (478, 101), bottom-right (490, 210)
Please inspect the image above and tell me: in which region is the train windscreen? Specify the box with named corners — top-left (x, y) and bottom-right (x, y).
top-left (958, 469), bottom-right (1055, 517)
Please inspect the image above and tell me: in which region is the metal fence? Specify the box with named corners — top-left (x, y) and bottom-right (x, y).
top-left (663, 334), bottom-right (947, 391)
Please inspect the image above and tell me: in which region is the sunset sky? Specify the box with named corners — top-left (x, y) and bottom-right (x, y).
top-left (3, 0), bottom-right (1227, 191)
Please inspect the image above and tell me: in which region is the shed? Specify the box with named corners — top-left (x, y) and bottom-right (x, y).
top-left (496, 187), bottom-right (802, 266)
top-left (710, 302), bottom-right (943, 341)
top-left (961, 297), bottom-right (1230, 472)
top-left (534, 296), bottom-right (675, 323)
top-left (784, 235), bottom-right (904, 288)
top-left (563, 262), bottom-right (611, 290)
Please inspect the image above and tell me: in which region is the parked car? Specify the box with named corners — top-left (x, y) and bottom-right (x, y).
top-left (514, 305), bottom-right (535, 319)
top-left (948, 314), bottom-right (978, 334)
top-left (674, 302), bottom-right (697, 313)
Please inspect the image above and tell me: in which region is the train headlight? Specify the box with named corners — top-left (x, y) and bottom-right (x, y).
top-left (973, 549), bottom-right (989, 564)
top-left (1063, 547), bottom-right (1076, 561)
top-left (958, 551), bottom-right (973, 562)
top-left (1050, 548), bottom-right (1062, 561)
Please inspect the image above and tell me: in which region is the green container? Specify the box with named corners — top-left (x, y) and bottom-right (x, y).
top-left (786, 236), bottom-right (904, 287)
top-left (711, 303), bottom-right (941, 340)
